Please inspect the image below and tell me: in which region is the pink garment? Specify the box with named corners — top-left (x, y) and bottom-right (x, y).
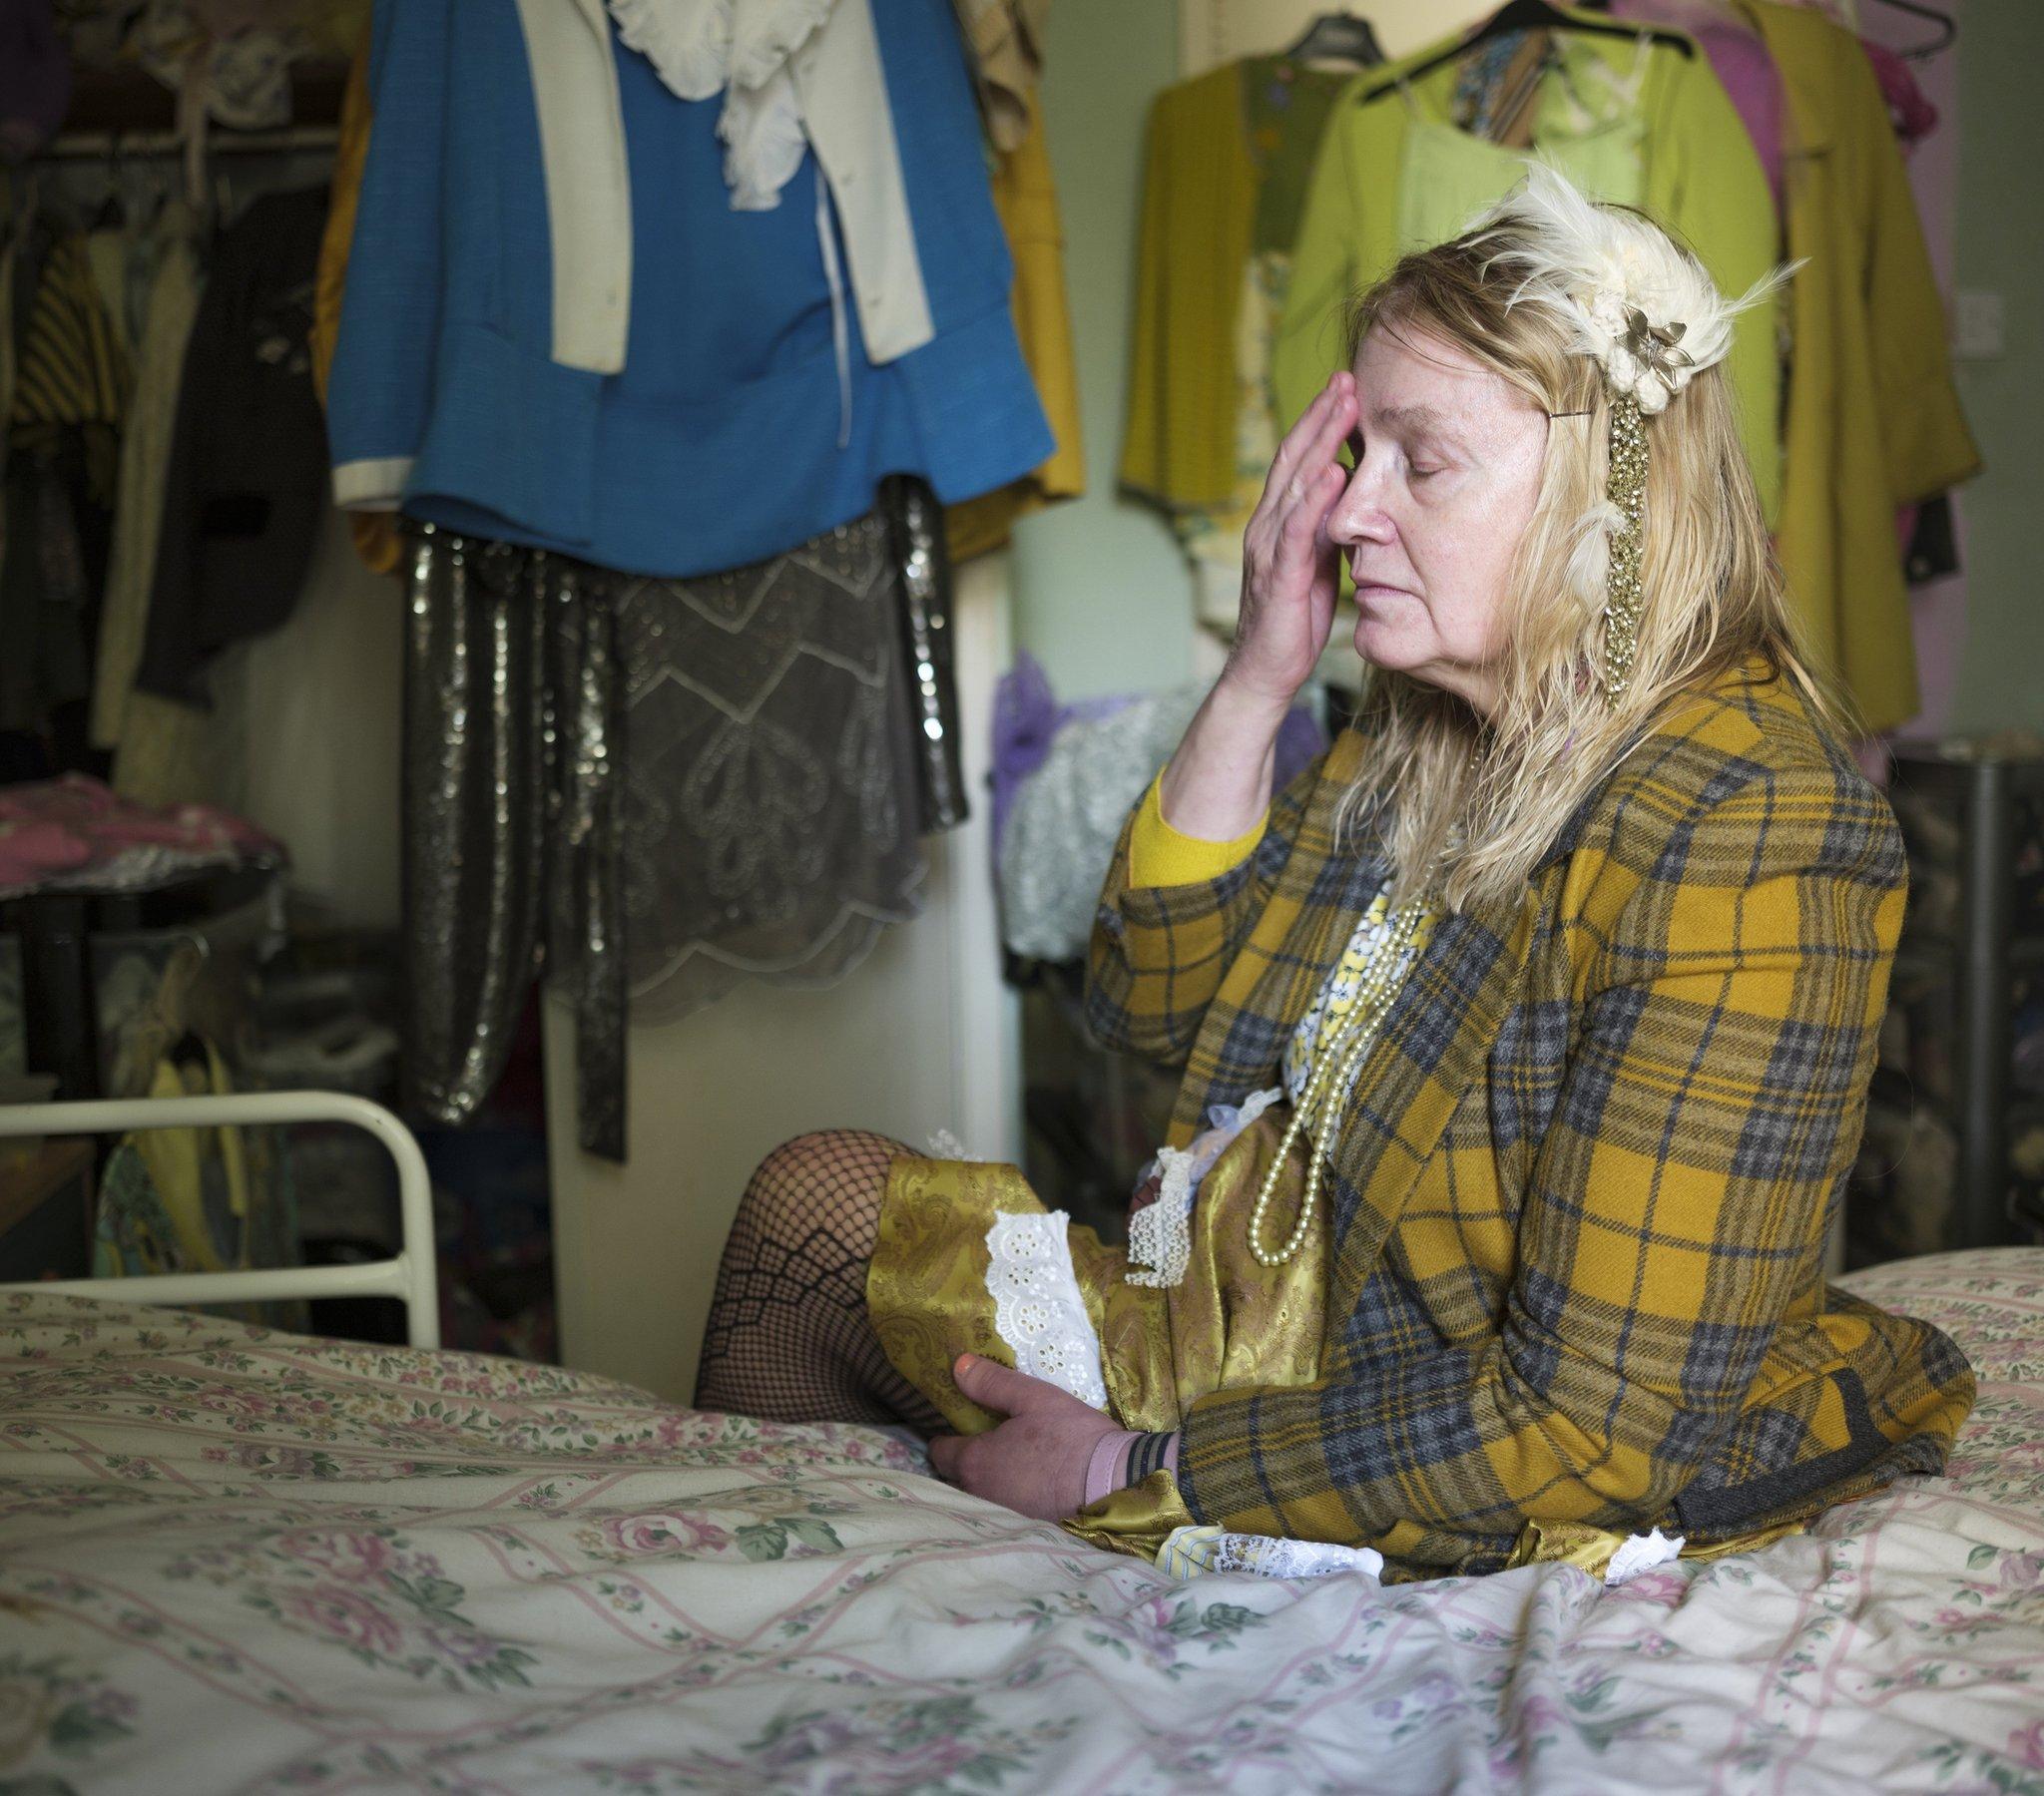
top-left (1082, 1428), bottom-right (1184, 1507)
top-left (0, 774), bottom-right (283, 897)
top-left (1860, 37), bottom-right (1939, 151)
top-left (1610, 0), bottom-right (1785, 217)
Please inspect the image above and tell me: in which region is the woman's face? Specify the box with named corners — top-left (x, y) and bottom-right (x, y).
top-left (1326, 325), bottom-right (1551, 715)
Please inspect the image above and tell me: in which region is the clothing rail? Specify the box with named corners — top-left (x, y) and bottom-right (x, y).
top-left (40, 126), bottom-right (339, 160)
top-left (0, 1092), bottom-right (439, 1348)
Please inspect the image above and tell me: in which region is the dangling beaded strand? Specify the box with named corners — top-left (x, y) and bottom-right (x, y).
top-left (1247, 889), bottom-right (1431, 1267)
top-left (1247, 737), bottom-right (1494, 1268)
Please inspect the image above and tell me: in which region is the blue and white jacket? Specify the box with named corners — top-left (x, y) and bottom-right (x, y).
top-left (327, 0), bottom-right (1053, 577)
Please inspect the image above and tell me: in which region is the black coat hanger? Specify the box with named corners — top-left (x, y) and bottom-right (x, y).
top-left (1357, 0), bottom-right (1691, 105)
top-left (1865, 0), bottom-right (1956, 61)
top-left (1283, 12), bottom-right (1386, 67)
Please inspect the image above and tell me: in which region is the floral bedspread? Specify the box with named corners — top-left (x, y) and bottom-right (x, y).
top-left (1, 1249), bottom-right (2040, 1794)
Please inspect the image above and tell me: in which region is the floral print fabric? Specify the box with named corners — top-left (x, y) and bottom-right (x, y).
top-left (1, 1249), bottom-right (2041, 1792)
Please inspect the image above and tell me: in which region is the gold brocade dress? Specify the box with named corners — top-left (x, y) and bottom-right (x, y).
top-left (865, 891), bottom-right (1803, 1578)
top-left (869, 1104), bottom-right (1326, 1559)
top-left (867, 893), bottom-right (1396, 1562)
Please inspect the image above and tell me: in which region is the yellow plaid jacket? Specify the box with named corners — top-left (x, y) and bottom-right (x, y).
top-left (1085, 661), bottom-right (1973, 1576)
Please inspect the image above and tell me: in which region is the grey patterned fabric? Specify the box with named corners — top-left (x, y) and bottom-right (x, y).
top-left (617, 507), bottom-right (926, 1024)
top-left (401, 503), bottom-right (930, 1162)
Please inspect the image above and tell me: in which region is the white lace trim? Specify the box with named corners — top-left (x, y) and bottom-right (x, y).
top-left (606, 0), bottom-right (839, 210)
top-left (983, 1211), bottom-right (1109, 1411)
top-left (1157, 1524), bottom-right (1383, 1582)
top-left (1213, 1534), bottom-right (1385, 1580)
top-left (608, 0), bottom-right (734, 100)
top-left (1125, 1145), bottom-right (1197, 1289)
top-left (1603, 1527), bottom-right (1685, 1586)
top-left (730, 0), bottom-right (835, 90)
top-left (1125, 1086), bottom-right (1283, 1289)
top-left (924, 1128), bottom-right (982, 1161)
top-left (1157, 1523), bottom-right (1682, 1586)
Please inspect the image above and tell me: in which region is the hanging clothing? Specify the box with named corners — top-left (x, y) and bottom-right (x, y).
top-left (943, 87), bottom-right (1086, 563)
top-left (312, 14), bottom-right (1073, 575)
top-left (0, 0), bottom-right (70, 164)
top-left (1274, 11), bottom-right (1786, 525)
top-left (950, 0), bottom-right (1049, 153)
top-left (884, 474), bottom-right (968, 831)
top-left (1121, 55), bottom-right (1352, 604)
top-left (135, 186), bottom-right (330, 708)
top-left (327, 0), bottom-right (1052, 580)
top-left (995, 666), bottom-right (1324, 961)
top-left (1735, 0), bottom-right (1978, 733)
top-left (9, 228), bottom-right (130, 506)
top-left (1860, 36), bottom-right (1939, 151)
top-left (93, 203), bottom-right (204, 753)
top-left (401, 525), bottom-right (629, 1162)
top-left (998, 682), bottom-right (1206, 962)
top-left (612, 495), bottom-right (932, 1023)
top-left (3, 225), bottom-right (127, 750)
top-left (403, 493), bottom-right (941, 1158)
top-left (307, 18), bottom-right (400, 580)
top-left (1611, 0), bottom-right (1785, 215)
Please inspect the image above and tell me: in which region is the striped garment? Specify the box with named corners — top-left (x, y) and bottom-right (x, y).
top-left (1085, 658), bottom-right (1973, 1575)
top-left (10, 231), bottom-right (131, 505)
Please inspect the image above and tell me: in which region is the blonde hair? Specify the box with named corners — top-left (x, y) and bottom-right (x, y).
top-left (1332, 211), bottom-right (1838, 913)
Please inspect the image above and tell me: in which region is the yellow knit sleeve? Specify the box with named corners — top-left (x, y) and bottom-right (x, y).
top-left (1127, 772), bottom-right (1268, 888)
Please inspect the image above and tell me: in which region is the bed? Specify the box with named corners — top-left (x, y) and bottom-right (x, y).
top-left (0, 1101), bottom-right (2040, 1792)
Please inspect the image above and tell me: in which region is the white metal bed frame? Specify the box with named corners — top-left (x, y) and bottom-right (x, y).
top-left (0, 1093), bottom-right (440, 1349)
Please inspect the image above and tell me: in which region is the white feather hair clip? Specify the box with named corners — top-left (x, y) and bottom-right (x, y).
top-left (1471, 162), bottom-right (1788, 413)
top-left (1457, 165), bottom-right (1792, 699)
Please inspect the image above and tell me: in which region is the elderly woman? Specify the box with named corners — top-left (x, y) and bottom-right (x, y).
top-left (694, 169), bottom-right (1972, 1582)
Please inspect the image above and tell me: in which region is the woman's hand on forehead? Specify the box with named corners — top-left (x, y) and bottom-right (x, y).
top-left (1226, 372), bottom-right (1359, 708)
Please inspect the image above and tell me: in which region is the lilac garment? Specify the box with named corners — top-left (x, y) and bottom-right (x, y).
top-left (1610, 0), bottom-right (1784, 218)
top-left (988, 651), bottom-right (1327, 863)
top-left (0, 0), bottom-right (70, 164)
top-left (988, 652), bottom-right (1137, 861)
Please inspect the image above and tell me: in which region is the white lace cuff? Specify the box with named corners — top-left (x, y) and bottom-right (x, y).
top-left (1604, 1527), bottom-right (1686, 1586)
top-left (983, 1211), bottom-right (1109, 1411)
top-left (1157, 1525), bottom-right (1384, 1582)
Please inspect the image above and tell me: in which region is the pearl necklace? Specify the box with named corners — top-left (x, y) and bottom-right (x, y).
top-left (1247, 890), bottom-right (1432, 1267)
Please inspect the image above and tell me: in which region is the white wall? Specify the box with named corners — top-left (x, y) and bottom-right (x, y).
top-left (228, 505), bottom-right (404, 930)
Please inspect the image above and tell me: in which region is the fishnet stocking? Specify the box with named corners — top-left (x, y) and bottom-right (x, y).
top-left (695, 1129), bottom-right (947, 1434)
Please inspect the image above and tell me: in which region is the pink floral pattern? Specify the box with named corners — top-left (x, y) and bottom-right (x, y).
top-left (0, 1248), bottom-right (2040, 1792)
